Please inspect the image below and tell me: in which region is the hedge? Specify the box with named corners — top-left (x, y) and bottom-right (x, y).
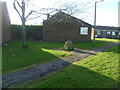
top-left (11, 24), bottom-right (43, 31)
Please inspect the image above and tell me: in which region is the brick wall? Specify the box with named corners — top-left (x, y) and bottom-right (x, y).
top-left (1, 2), bottom-right (10, 44)
top-left (0, 2), bottom-right (2, 45)
top-left (43, 19), bottom-right (92, 42)
top-left (96, 31), bottom-right (119, 39)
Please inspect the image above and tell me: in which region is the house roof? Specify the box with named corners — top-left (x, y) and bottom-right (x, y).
top-left (95, 26), bottom-right (119, 31)
top-left (45, 11), bottom-right (92, 27)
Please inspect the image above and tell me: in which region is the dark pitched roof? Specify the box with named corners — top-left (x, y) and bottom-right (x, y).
top-left (95, 26), bottom-right (119, 31)
top-left (45, 11), bottom-right (92, 27)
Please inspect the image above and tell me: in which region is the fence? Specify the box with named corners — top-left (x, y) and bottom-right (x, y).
top-left (10, 25), bottom-right (43, 41)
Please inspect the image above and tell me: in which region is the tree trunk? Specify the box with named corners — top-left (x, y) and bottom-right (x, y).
top-left (22, 1), bottom-right (28, 48)
top-left (22, 19), bottom-right (28, 48)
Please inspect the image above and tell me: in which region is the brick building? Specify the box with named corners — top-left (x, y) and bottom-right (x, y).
top-left (0, 1), bottom-right (11, 44)
top-left (95, 26), bottom-right (120, 39)
top-left (43, 11), bottom-right (92, 42)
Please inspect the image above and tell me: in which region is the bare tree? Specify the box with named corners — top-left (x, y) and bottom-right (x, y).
top-left (13, 0), bottom-right (27, 48)
top-left (13, 0), bottom-right (42, 48)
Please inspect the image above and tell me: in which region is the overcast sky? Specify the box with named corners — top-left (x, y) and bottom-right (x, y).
top-left (0, 0), bottom-right (119, 27)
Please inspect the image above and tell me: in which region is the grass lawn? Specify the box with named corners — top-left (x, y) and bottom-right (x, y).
top-left (96, 38), bottom-right (120, 43)
top-left (73, 40), bottom-right (108, 50)
top-left (13, 45), bottom-right (119, 88)
top-left (2, 42), bottom-right (69, 74)
top-left (3, 41), bottom-right (108, 73)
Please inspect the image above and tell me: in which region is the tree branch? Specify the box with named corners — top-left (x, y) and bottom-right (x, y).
top-left (13, 0), bottom-right (22, 19)
top-left (32, 11), bottom-right (47, 15)
top-left (25, 10), bottom-right (33, 19)
top-left (25, 16), bottom-right (41, 21)
top-left (16, 0), bottom-right (22, 8)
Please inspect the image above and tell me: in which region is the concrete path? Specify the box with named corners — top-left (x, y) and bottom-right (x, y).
top-left (2, 42), bottom-right (118, 88)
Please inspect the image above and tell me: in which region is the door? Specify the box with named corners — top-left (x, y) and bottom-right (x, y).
top-left (102, 31), bottom-right (106, 38)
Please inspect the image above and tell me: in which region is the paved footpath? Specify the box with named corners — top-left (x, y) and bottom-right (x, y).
top-left (2, 42), bottom-right (118, 88)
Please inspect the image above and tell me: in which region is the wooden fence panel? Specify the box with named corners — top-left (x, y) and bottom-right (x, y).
top-left (10, 25), bottom-right (43, 41)
top-left (11, 29), bottom-right (22, 40)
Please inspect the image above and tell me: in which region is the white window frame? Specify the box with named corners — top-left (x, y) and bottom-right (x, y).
top-left (80, 27), bottom-right (88, 35)
top-left (107, 31), bottom-right (111, 34)
top-left (97, 31), bottom-right (101, 35)
top-left (112, 32), bottom-right (115, 35)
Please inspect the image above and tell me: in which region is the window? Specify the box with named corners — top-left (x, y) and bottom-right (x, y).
top-left (97, 31), bottom-right (101, 35)
top-left (107, 31), bottom-right (111, 34)
top-left (80, 27), bottom-right (88, 35)
top-left (112, 32), bottom-right (115, 35)
top-left (119, 32), bottom-right (120, 35)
